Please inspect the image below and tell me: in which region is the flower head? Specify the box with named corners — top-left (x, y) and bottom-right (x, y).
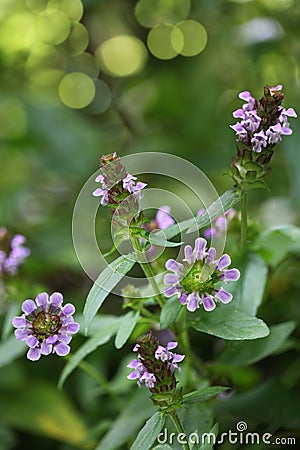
top-left (164, 238), bottom-right (240, 312)
top-left (12, 292), bottom-right (80, 361)
top-left (92, 152), bottom-right (146, 206)
top-left (0, 228), bottom-right (30, 275)
top-left (127, 334), bottom-right (185, 399)
top-left (197, 208), bottom-right (238, 239)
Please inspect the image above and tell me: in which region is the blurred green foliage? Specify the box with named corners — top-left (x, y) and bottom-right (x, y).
top-left (0, 0), bottom-right (300, 449)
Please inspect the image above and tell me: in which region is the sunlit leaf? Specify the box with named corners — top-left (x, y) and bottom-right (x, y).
top-left (83, 254), bottom-right (136, 333)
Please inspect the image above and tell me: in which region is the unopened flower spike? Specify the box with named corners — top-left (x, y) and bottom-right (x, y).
top-left (12, 292), bottom-right (80, 361)
top-left (127, 333), bottom-right (185, 408)
top-left (230, 85), bottom-right (297, 190)
top-left (164, 237), bottom-right (240, 312)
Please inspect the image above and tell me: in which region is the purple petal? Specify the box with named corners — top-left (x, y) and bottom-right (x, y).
top-left (22, 299), bottom-right (36, 315)
top-left (220, 268), bottom-right (240, 282)
top-left (54, 342), bottom-right (70, 356)
top-left (41, 341), bottom-right (53, 355)
top-left (12, 316), bottom-right (27, 328)
top-left (186, 292), bottom-right (200, 312)
top-left (50, 292), bottom-right (63, 307)
top-left (127, 372), bottom-right (139, 380)
top-left (214, 287), bottom-right (233, 304)
top-left (239, 90), bottom-right (253, 101)
top-left (95, 174), bottom-right (104, 183)
top-left (15, 329), bottom-right (28, 340)
top-left (166, 341), bottom-right (178, 350)
top-left (93, 188), bottom-right (106, 197)
top-left (179, 292), bottom-right (188, 305)
top-left (165, 259), bottom-right (183, 274)
top-left (194, 237), bottom-right (207, 260)
top-left (66, 323), bottom-right (80, 334)
top-left (164, 273), bottom-right (180, 285)
top-left (46, 335), bottom-right (58, 344)
top-left (62, 303), bottom-right (75, 316)
top-left (127, 359), bottom-right (140, 369)
top-left (26, 336), bottom-right (39, 348)
top-left (206, 247), bottom-right (216, 264)
top-left (35, 292), bottom-right (49, 307)
top-left (164, 286), bottom-right (179, 297)
top-left (172, 354), bottom-right (185, 363)
top-left (202, 295), bottom-right (216, 311)
top-left (27, 347), bottom-right (41, 361)
top-left (57, 334), bottom-right (72, 344)
top-left (156, 206), bottom-right (175, 229)
top-left (184, 244), bottom-right (194, 264)
top-left (216, 254), bottom-right (231, 271)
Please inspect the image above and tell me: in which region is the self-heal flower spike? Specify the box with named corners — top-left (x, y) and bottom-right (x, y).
top-left (164, 237), bottom-right (240, 312)
top-left (127, 334), bottom-right (185, 407)
top-left (12, 292), bottom-right (80, 361)
top-left (92, 152), bottom-right (146, 206)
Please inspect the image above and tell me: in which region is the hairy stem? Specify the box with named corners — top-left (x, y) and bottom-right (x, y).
top-left (169, 411), bottom-right (190, 450)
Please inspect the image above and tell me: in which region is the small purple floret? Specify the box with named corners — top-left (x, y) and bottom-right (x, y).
top-left (12, 292), bottom-right (80, 361)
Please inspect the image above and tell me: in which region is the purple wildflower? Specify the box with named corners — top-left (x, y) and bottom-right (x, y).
top-left (0, 229), bottom-right (30, 275)
top-left (92, 153), bottom-right (146, 206)
top-left (230, 86), bottom-right (297, 152)
top-left (127, 339), bottom-right (184, 388)
top-left (164, 237), bottom-right (240, 312)
top-left (12, 292), bottom-right (80, 361)
top-left (197, 208), bottom-right (237, 239)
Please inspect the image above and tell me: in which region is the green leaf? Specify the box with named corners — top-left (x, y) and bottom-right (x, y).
top-left (58, 316), bottom-right (121, 388)
top-left (1, 302), bottom-right (19, 340)
top-left (238, 254), bottom-right (268, 315)
top-left (131, 411), bottom-right (166, 450)
top-left (95, 389), bottom-right (156, 450)
top-left (149, 230), bottom-right (183, 247)
top-left (160, 296), bottom-right (182, 329)
top-left (0, 382), bottom-right (89, 446)
top-left (0, 335), bottom-right (27, 368)
top-left (183, 387), bottom-right (230, 405)
top-left (115, 311), bottom-right (139, 349)
top-left (151, 445), bottom-right (172, 450)
top-left (190, 307), bottom-right (269, 340)
top-left (164, 187), bottom-right (241, 239)
top-left (197, 423), bottom-right (219, 450)
top-left (256, 225), bottom-right (300, 266)
top-left (218, 321), bottom-right (296, 366)
top-left (83, 254), bottom-right (136, 333)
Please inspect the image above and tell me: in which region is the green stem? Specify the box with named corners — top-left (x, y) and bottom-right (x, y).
top-left (169, 411), bottom-right (190, 450)
top-left (140, 306), bottom-right (160, 323)
top-left (240, 191), bottom-right (248, 252)
top-left (131, 237), bottom-right (165, 308)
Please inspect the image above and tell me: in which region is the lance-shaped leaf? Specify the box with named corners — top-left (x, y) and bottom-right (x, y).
top-left (131, 412), bottom-right (166, 450)
top-left (84, 254), bottom-right (136, 333)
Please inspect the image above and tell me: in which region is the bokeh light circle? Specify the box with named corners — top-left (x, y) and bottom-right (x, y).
top-left (95, 35), bottom-right (148, 77)
top-left (147, 24), bottom-right (183, 60)
top-left (135, 0), bottom-right (190, 28)
top-left (58, 72), bottom-right (95, 109)
top-left (47, 0), bottom-right (84, 22)
top-left (67, 23), bottom-right (89, 56)
top-left (171, 20), bottom-right (208, 56)
top-left (35, 10), bottom-right (71, 45)
top-left (82, 79), bottom-right (112, 115)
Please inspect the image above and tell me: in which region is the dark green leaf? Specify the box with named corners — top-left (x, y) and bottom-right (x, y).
top-left (183, 387), bottom-right (230, 405)
top-left (160, 296), bottom-right (182, 329)
top-left (83, 254), bottom-right (136, 333)
top-left (238, 254), bottom-right (268, 315)
top-left (197, 423), bottom-right (219, 450)
top-left (115, 311), bottom-right (139, 349)
top-left (218, 322), bottom-right (296, 366)
top-left (131, 411), bottom-right (166, 450)
top-left (190, 307), bottom-right (269, 340)
top-left (58, 316), bottom-right (121, 388)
